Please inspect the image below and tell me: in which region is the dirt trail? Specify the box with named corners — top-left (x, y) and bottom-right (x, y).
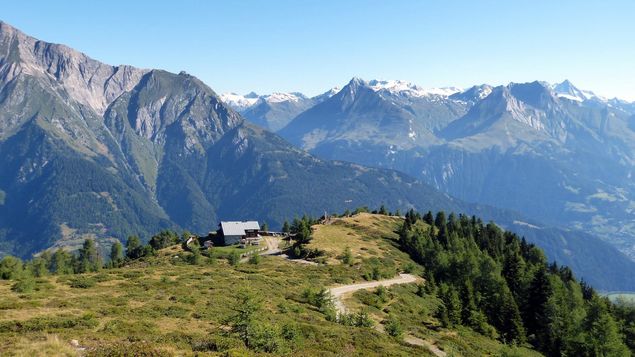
top-left (328, 274), bottom-right (445, 357)
top-left (328, 273), bottom-right (419, 314)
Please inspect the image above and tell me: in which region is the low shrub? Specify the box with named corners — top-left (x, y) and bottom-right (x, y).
top-left (11, 277), bottom-right (35, 293)
top-left (68, 276), bottom-right (96, 289)
top-left (100, 319), bottom-right (158, 336)
top-left (0, 314), bottom-right (98, 333)
top-left (384, 315), bottom-right (403, 337)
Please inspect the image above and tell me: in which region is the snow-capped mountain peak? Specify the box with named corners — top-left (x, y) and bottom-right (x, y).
top-left (220, 91), bottom-right (310, 111)
top-left (312, 87), bottom-right (342, 103)
top-left (261, 92), bottom-right (307, 103)
top-left (551, 80), bottom-right (603, 102)
top-left (366, 79), bottom-right (460, 98)
top-left (219, 92), bottom-right (260, 112)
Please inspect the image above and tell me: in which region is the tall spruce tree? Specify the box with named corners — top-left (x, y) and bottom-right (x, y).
top-left (49, 249), bottom-right (73, 274)
top-left (110, 241), bottom-right (124, 268)
top-left (77, 239), bottom-right (102, 273)
top-left (126, 235), bottom-right (144, 259)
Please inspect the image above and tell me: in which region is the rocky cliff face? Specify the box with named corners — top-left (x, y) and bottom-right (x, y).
top-left (3, 22), bottom-right (635, 291)
top-left (0, 22), bottom-right (468, 260)
top-left (0, 21), bottom-right (147, 115)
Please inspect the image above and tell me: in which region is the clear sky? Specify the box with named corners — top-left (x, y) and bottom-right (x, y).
top-left (3, 0), bottom-right (634, 100)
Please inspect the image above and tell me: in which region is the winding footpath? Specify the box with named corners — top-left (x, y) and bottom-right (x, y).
top-left (328, 273), bottom-right (419, 314)
top-left (327, 274), bottom-right (447, 357)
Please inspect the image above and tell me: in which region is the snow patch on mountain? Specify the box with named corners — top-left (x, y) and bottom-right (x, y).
top-left (477, 86), bottom-right (493, 99)
top-left (220, 92), bottom-right (260, 111)
top-left (261, 92), bottom-right (306, 103)
top-left (367, 79), bottom-right (460, 98)
top-left (220, 91), bottom-right (310, 111)
top-left (551, 80), bottom-right (604, 102)
top-left (313, 87), bottom-right (341, 102)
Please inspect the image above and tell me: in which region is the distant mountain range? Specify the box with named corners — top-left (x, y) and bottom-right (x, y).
top-left (2, 20), bottom-right (635, 291)
top-left (232, 77), bottom-right (635, 264)
top-left (0, 21), bottom-right (473, 257)
top-left (220, 88), bottom-right (339, 131)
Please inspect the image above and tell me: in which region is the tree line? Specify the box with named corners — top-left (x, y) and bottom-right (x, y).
top-left (399, 209), bottom-right (635, 356)
top-left (0, 230), bottom-right (186, 291)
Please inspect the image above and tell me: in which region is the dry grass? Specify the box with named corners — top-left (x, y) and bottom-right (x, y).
top-left (0, 214), bottom-right (540, 356)
top-left (307, 213), bottom-right (405, 264)
top-left (5, 335), bottom-right (78, 357)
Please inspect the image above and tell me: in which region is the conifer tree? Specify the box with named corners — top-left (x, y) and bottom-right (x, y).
top-left (110, 241), bottom-right (124, 268)
top-left (434, 211), bottom-right (446, 229)
top-left (49, 249), bottom-right (73, 275)
top-left (0, 256), bottom-right (23, 280)
top-left (282, 221), bottom-right (291, 234)
top-left (525, 266), bottom-right (552, 349)
top-left (126, 235), bottom-right (143, 259)
top-left (77, 239), bottom-right (102, 273)
top-left (423, 211), bottom-right (434, 225)
top-left (582, 297), bottom-right (630, 356)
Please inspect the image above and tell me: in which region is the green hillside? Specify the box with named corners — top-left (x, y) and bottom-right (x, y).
top-left (0, 213), bottom-right (554, 356)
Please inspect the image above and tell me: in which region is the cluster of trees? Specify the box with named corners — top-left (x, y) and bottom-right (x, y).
top-left (341, 205), bottom-right (399, 218)
top-left (0, 229), bottom-right (186, 288)
top-left (399, 209), bottom-right (635, 355)
top-left (282, 215), bottom-right (321, 258)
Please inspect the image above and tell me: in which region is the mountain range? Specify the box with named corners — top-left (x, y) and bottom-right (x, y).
top-left (2, 21), bottom-right (635, 291)
top-left (0, 21), bottom-right (473, 256)
top-left (232, 77), bottom-right (635, 265)
top-left (220, 88), bottom-right (339, 131)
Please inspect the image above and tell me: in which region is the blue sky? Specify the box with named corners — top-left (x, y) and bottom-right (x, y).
top-left (3, 0), bottom-right (634, 100)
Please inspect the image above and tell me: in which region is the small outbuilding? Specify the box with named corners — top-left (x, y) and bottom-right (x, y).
top-left (218, 221), bottom-right (261, 245)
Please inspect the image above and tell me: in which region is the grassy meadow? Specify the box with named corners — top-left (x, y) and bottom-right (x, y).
top-left (0, 214), bottom-right (542, 356)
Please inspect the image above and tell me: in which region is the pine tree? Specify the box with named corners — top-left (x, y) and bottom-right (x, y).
top-left (434, 211), bottom-right (446, 229)
top-left (0, 256), bottom-right (23, 280)
top-left (282, 221), bottom-right (290, 234)
top-left (582, 297), bottom-right (630, 356)
top-left (26, 256), bottom-right (49, 277)
top-left (525, 266), bottom-right (552, 350)
top-left (440, 284), bottom-right (462, 326)
top-left (225, 290), bottom-right (262, 348)
top-left (295, 220), bottom-right (312, 245)
top-left (502, 244), bottom-right (526, 302)
top-left (126, 235), bottom-right (143, 259)
top-left (423, 211), bottom-right (434, 225)
top-left (77, 239), bottom-right (102, 273)
top-left (109, 241), bottom-right (124, 268)
top-left (499, 288), bottom-right (526, 344)
top-left (149, 230), bottom-right (179, 250)
top-left (49, 249), bottom-right (73, 275)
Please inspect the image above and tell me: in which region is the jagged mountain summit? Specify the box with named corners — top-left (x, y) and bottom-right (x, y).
top-left (2, 21), bottom-right (635, 290)
top-left (0, 21), bottom-right (494, 260)
top-left (551, 79), bottom-right (602, 102)
top-left (279, 77), bottom-right (468, 153)
top-left (220, 88), bottom-right (340, 131)
top-left (277, 76), bottom-right (635, 262)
